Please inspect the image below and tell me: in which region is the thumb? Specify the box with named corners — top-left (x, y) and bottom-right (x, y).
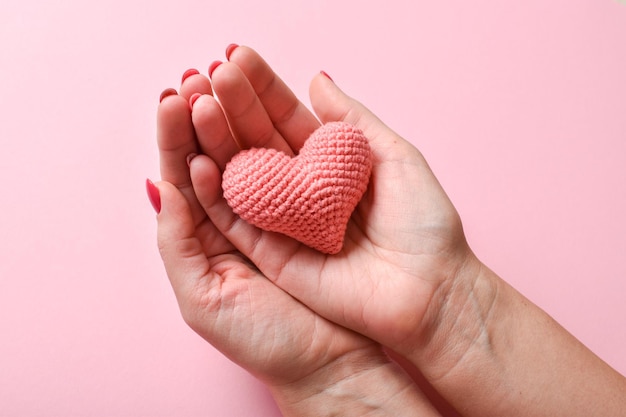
top-left (309, 73), bottom-right (401, 150)
top-left (148, 179), bottom-right (211, 305)
top-left (309, 72), bottom-right (431, 181)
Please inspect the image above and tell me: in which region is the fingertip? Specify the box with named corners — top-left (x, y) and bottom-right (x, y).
top-left (181, 68), bottom-right (200, 84)
top-left (189, 93), bottom-right (202, 111)
top-left (309, 71), bottom-right (352, 123)
top-left (150, 180), bottom-right (178, 213)
top-left (150, 180), bottom-right (182, 218)
top-left (225, 43), bottom-right (239, 60)
top-left (189, 153), bottom-right (220, 182)
top-left (310, 70), bottom-right (342, 96)
top-left (157, 91), bottom-right (189, 118)
top-left (320, 70), bottom-right (333, 82)
top-left (178, 72), bottom-right (214, 101)
top-left (153, 180), bottom-right (197, 238)
top-left (189, 154), bottom-right (223, 209)
top-left (159, 88), bottom-right (178, 103)
top-left (146, 178), bottom-right (162, 214)
top-left (208, 60), bottom-right (223, 79)
top-left (186, 152), bottom-right (198, 167)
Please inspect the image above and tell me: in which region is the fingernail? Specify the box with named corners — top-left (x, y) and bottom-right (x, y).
top-left (182, 68), bottom-right (200, 84)
top-left (320, 70), bottom-right (333, 82)
top-left (225, 43), bottom-right (239, 60)
top-left (208, 60), bottom-right (223, 78)
top-left (159, 88), bottom-right (177, 103)
top-left (186, 153), bottom-right (198, 166)
top-left (146, 179), bottom-right (161, 214)
top-left (189, 93), bottom-right (202, 110)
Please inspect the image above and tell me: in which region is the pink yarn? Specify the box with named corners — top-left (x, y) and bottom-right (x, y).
top-left (222, 121), bottom-right (372, 254)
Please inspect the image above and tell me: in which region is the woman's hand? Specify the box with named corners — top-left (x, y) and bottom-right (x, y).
top-left (190, 45), bottom-right (474, 375)
top-left (153, 68), bottom-right (441, 417)
top-left (187, 45), bottom-right (626, 417)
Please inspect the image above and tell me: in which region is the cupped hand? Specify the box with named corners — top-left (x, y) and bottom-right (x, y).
top-left (154, 67), bottom-right (446, 417)
top-left (178, 45), bottom-right (626, 417)
top-left (155, 69), bottom-right (447, 402)
top-left (156, 75), bottom-right (389, 389)
top-left (190, 46), bottom-right (483, 374)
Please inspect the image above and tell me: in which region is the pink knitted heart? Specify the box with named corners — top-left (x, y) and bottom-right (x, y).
top-left (222, 121), bottom-right (372, 254)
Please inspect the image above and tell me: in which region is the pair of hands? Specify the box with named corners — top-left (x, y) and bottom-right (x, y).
top-left (153, 45), bottom-right (484, 415)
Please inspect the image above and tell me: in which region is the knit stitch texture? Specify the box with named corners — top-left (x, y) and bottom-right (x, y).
top-left (222, 121), bottom-right (372, 254)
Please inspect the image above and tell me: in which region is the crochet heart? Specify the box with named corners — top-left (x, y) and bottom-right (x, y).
top-left (222, 121), bottom-right (372, 254)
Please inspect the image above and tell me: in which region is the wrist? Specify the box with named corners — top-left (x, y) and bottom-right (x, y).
top-left (409, 252), bottom-right (499, 381)
top-left (405, 253), bottom-right (626, 417)
top-left (268, 345), bottom-right (439, 417)
top-left (403, 254), bottom-right (516, 414)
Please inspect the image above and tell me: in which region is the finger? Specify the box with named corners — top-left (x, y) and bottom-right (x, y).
top-left (308, 73), bottom-right (410, 159)
top-left (179, 69), bottom-right (213, 100)
top-left (195, 75), bottom-right (430, 339)
top-left (191, 94), bottom-right (240, 170)
top-left (227, 45), bottom-right (320, 151)
top-left (308, 74), bottom-right (450, 244)
top-left (190, 152), bottom-right (366, 335)
top-left (188, 92), bottom-right (408, 344)
top-left (157, 93), bottom-right (197, 188)
top-left (210, 62), bottom-right (293, 155)
top-left (155, 181), bottom-right (219, 308)
top-left (188, 153), bottom-right (311, 277)
top-left (158, 91), bottom-right (209, 226)
top-left (194, 215), bottom-right (238, 259)
top-left (309, 74), bottom-right (450, 203)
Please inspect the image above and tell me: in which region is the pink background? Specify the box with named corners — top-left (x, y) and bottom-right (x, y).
top-left (1, 0), bottom-right (625, 415)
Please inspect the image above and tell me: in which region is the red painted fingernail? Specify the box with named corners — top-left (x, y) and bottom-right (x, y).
top-left (225, 43), bottom-right (239, 60)
top-left (320, 70), bottom-right (333, 82)
top-left (182, 68), bottom-right (200, 84)
top-left (208, 60), bottom-right (223, 78)
top-left (146, 179), bottom-right (161, 214)
top-left (186, 153), bottom-right (198, 166)
top-left (159, 88), bottom-right (177, 103)
top-left (189, 93), bottom-right (202, 110)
